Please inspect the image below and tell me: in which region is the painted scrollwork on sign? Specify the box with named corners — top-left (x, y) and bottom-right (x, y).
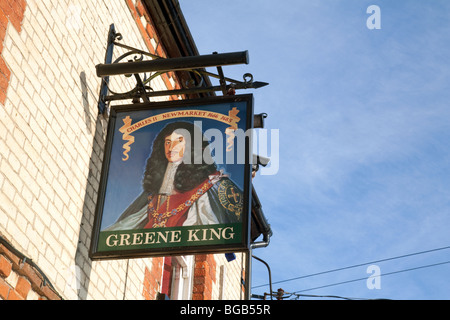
top-left (118, 107), bottom-right (240, 161)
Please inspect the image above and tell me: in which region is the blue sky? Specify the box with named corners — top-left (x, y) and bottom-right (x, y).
top-left (179, 0), bottom-right (450, 299)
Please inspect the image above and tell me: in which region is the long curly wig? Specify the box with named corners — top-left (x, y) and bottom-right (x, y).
top-left (142, 121), bottom-right (218, 194)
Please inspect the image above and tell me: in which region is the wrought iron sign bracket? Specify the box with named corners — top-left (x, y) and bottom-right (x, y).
top-left (96, 24), bottom-right (268, 115)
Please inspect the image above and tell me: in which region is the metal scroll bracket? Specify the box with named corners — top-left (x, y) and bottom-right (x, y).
top-left (97, 24), bottom-right (116, 115)
top-left (96, 24), bottom-right (269, 115)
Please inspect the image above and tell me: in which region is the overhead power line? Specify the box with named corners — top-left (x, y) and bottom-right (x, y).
top-left (295, 260), bottom-right (450, 293)
top-left (284, 293), bottom-right (370, 300)
top-left (252, 245), bottom-right (450, 289)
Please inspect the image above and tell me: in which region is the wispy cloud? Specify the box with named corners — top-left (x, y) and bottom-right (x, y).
top-left (181, 0), bottom-right (450, 299)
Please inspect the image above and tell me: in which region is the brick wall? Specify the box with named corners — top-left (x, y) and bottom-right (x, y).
top-left (0, 0), bottom-right (171, 300)
top-left (193, 254), bottom-right (216, 300)
top-left (212, 253), bottom-right (247, 300)
top-left (126, 0), bottom-right (182, 101)
top-left (141, 253), bottom-right (247, 300)
top-left (0, 239), bottom-right (62, 300)
top-left (0, 0), bottom-right (248, 300)
top-left (142, 257), bottom-right (163, 300)
top-left (0, 0), bottom-right (26, 104)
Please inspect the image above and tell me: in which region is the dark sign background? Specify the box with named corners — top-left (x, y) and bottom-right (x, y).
top-left (90, 95), bottom-right (253, 259)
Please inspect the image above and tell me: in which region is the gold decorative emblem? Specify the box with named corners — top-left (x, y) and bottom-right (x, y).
top-left (218, 179), bottom-right (243, 218)
top-left (118, 107), bottom-right (240, 161)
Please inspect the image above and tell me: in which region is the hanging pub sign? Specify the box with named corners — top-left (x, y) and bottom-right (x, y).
top-left (89, 95), bottom-right (253, 260)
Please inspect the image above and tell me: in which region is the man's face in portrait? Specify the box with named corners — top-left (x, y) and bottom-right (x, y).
top-left (164, 131), bottom-right (186, 163)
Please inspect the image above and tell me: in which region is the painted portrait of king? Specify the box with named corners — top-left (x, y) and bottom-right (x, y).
top-left (104, 121), bottom-right (243, 231)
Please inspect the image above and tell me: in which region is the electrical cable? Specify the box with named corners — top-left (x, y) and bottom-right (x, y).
top-left (252, 245), bottom-right (450, 289)
top-left (253, 260), bottom-right (450, 300)
top-left (294, 260), bottom-right (450, 293)
top-left (285, 293), bottom-right (365, 300)
top-left (252, 255), bottom-right (273, 300)
top-left (256, 289), bottom-right (386, 300)
top-left (0, 234), bottom-right (64, 299)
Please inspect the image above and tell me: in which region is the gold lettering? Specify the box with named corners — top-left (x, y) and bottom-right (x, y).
top-left (132, 232), bottom-right (143, 245)
top-left (170, 230), bottom-right (182, 243)
top-left (119, 233), bottom-right (131, 246)
top-left (106, 234), bottom-right (118, 247)
top-left (144, 232), bottom-right (155, 244)
top-left (188, 229), bottom-right (200, 241)
top-left (209, 228), bottom-right (222, 240)
top-left (222, 227), bottom-right (235, 240)
top-left (156, 231), bottom-right (169, 243)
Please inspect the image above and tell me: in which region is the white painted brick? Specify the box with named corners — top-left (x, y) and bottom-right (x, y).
top-left (2, 159), bottom-right (23, 195)
top-left (7, 151), bottom-right (21, 174)
top-left (6, 221), bottom-right (30, 252)
top-left (0, 0), bottom-right (247, 301)
top-left (27, 289), bottom-right (40, 300)
top-left (0, 185), bottom-right (17, 219)
top-left (24, 223), bottom-right (40, 248)
top-left (19, 182), bottom-right (34, 207)
top-left (2, 50), bottom-right (25, 85)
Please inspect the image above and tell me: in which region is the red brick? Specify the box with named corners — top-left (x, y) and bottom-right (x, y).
top-left (192, 254), bottom-right (217, 300)
top-left (7, 289), bottom-right (24, 300)
top-left (192, 293), bottom-right (203, 300)
top-left (0, 57), bottom-right (10, 79)
top-left (16, 0), bottom-right (26, 11)
top-left (0, 254), bottom-right (12, 277)
top-left (0, 0), bottom-right (12, 19)
top-left (142, 261), bottom-right (166, 300)
top-left (11, 0), bottom-right (25, 18)
top-left (17, 263), bottom-right (44, 293)
top-left (0, 0), bottom-right (27, 104)
top-left (8, 11), bottom-right (22, 32)
top-left (8, 0), bottom-right (25, 31)
top-left (142, 267), bottom-right (153, 300)
top-left (40, 284), bottom-right (61, 300)
top-left (0, 277), bottom-right (11, 299)
top-left (0, 88), bottom-right (6, 104)
top-left (0, 244), bottom-right (21, 265)
top-left (156, 44), bottom-right (166, 58)
top-left (0, 25), bottom-right (6, 53)
top-left (145, 23), bottom-right (157, 40)
top-left (0, 74), bottom-right (9, 103)
top-left (142, 288), bottom-right (151, 300)
top-left (0, 8), bottom-right (8, 30)
top-left (125, 0), bottom-right (138, 19)
top-left (136, 0), bottom-right (145, 16)
top-left (0, 72), bottom-right (9, 94)
top-left (193, 284), bottom-right (204, 294)
top-left (15, 276), bottom-right (31, 299)
top-left (203, 291), bottom-right (211, 300)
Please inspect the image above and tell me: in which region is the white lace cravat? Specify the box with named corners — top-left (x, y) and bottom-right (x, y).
top-left (158, 161), bottom-right (181, 206)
